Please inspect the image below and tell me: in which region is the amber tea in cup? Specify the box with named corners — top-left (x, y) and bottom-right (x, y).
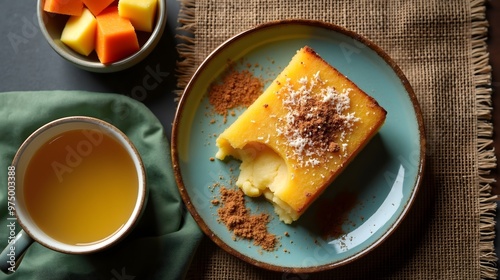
top-left (24, 128), bottom-right (139, 245)
top-left (0, 116), bottom-right (147, 274)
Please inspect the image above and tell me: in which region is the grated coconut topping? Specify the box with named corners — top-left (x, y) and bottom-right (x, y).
top-left (276, 71), bottom-right (360, 167)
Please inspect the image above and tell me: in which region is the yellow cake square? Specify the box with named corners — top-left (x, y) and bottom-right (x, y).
top-left (216, 46), bottom-right (387, 223)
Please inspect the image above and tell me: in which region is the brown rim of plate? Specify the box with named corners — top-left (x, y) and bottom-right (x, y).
top-left (171, 19), bottom-right (426, 273)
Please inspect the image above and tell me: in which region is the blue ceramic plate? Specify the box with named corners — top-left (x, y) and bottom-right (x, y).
top-left (172, 20), bottom-right (425, 273)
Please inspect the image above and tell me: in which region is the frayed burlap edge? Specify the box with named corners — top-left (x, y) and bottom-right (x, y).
top-left (175, 0), bottom-right (196, 99)
top-left (471, 0), bottom-right (498, 279)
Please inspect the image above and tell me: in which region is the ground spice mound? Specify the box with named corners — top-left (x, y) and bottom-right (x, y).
top-left (217, 187), bottom-right (277, 251)
top-left (208, 69), bottom-right (263, 118)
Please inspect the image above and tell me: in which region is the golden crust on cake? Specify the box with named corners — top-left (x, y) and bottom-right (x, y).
top-left (216, 46), bottom-right (387, 223)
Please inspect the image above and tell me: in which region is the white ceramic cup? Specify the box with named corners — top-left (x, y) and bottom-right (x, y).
top-left (0, 116), bottom-right (147, 274)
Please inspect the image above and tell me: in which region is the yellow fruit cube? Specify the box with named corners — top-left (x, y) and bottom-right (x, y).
top-left (118, 0), bottom-right (157, 32)
top-left (60, 8), bottom-right (97, 56)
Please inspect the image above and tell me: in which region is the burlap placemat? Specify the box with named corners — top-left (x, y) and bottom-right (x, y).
top-left (175, 0), bottom-right (497, 278)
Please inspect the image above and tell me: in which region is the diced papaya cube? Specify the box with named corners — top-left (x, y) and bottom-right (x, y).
top-left (43, 0), bottom-right (83, 16)
top-left (61, 8), bottom-right (97, 56)
top-left (118, 0), bottom-right (157, 32)
top-left (95, 6), bottom-right (140, 64)
top-left (82, 0), bottom-right (114, 16)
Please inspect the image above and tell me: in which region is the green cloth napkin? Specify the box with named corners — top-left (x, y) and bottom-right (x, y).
top-left (0, 91), bottom-right (202, 280)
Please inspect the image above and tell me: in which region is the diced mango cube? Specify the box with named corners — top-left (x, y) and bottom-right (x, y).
top-left (60, 8), bottom-right (97, 56)
top-left (44, 0), bottom-right (83, 16)
top-left (95, 6), bottom-right (140, 64)
top-left (82, 0), bottom-right (114, 16)
top-left (118, 0), bottom-right (157, 32)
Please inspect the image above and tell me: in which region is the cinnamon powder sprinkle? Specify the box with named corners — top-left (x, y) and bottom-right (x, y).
top-left (217, 187), bottom-right (277, 251)
top-left (316, 191), bottom-right (358, 239)
top-left (276, 71), bottom-right (360, 167)
top-left (208, 69), bottom-right (263, 121)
